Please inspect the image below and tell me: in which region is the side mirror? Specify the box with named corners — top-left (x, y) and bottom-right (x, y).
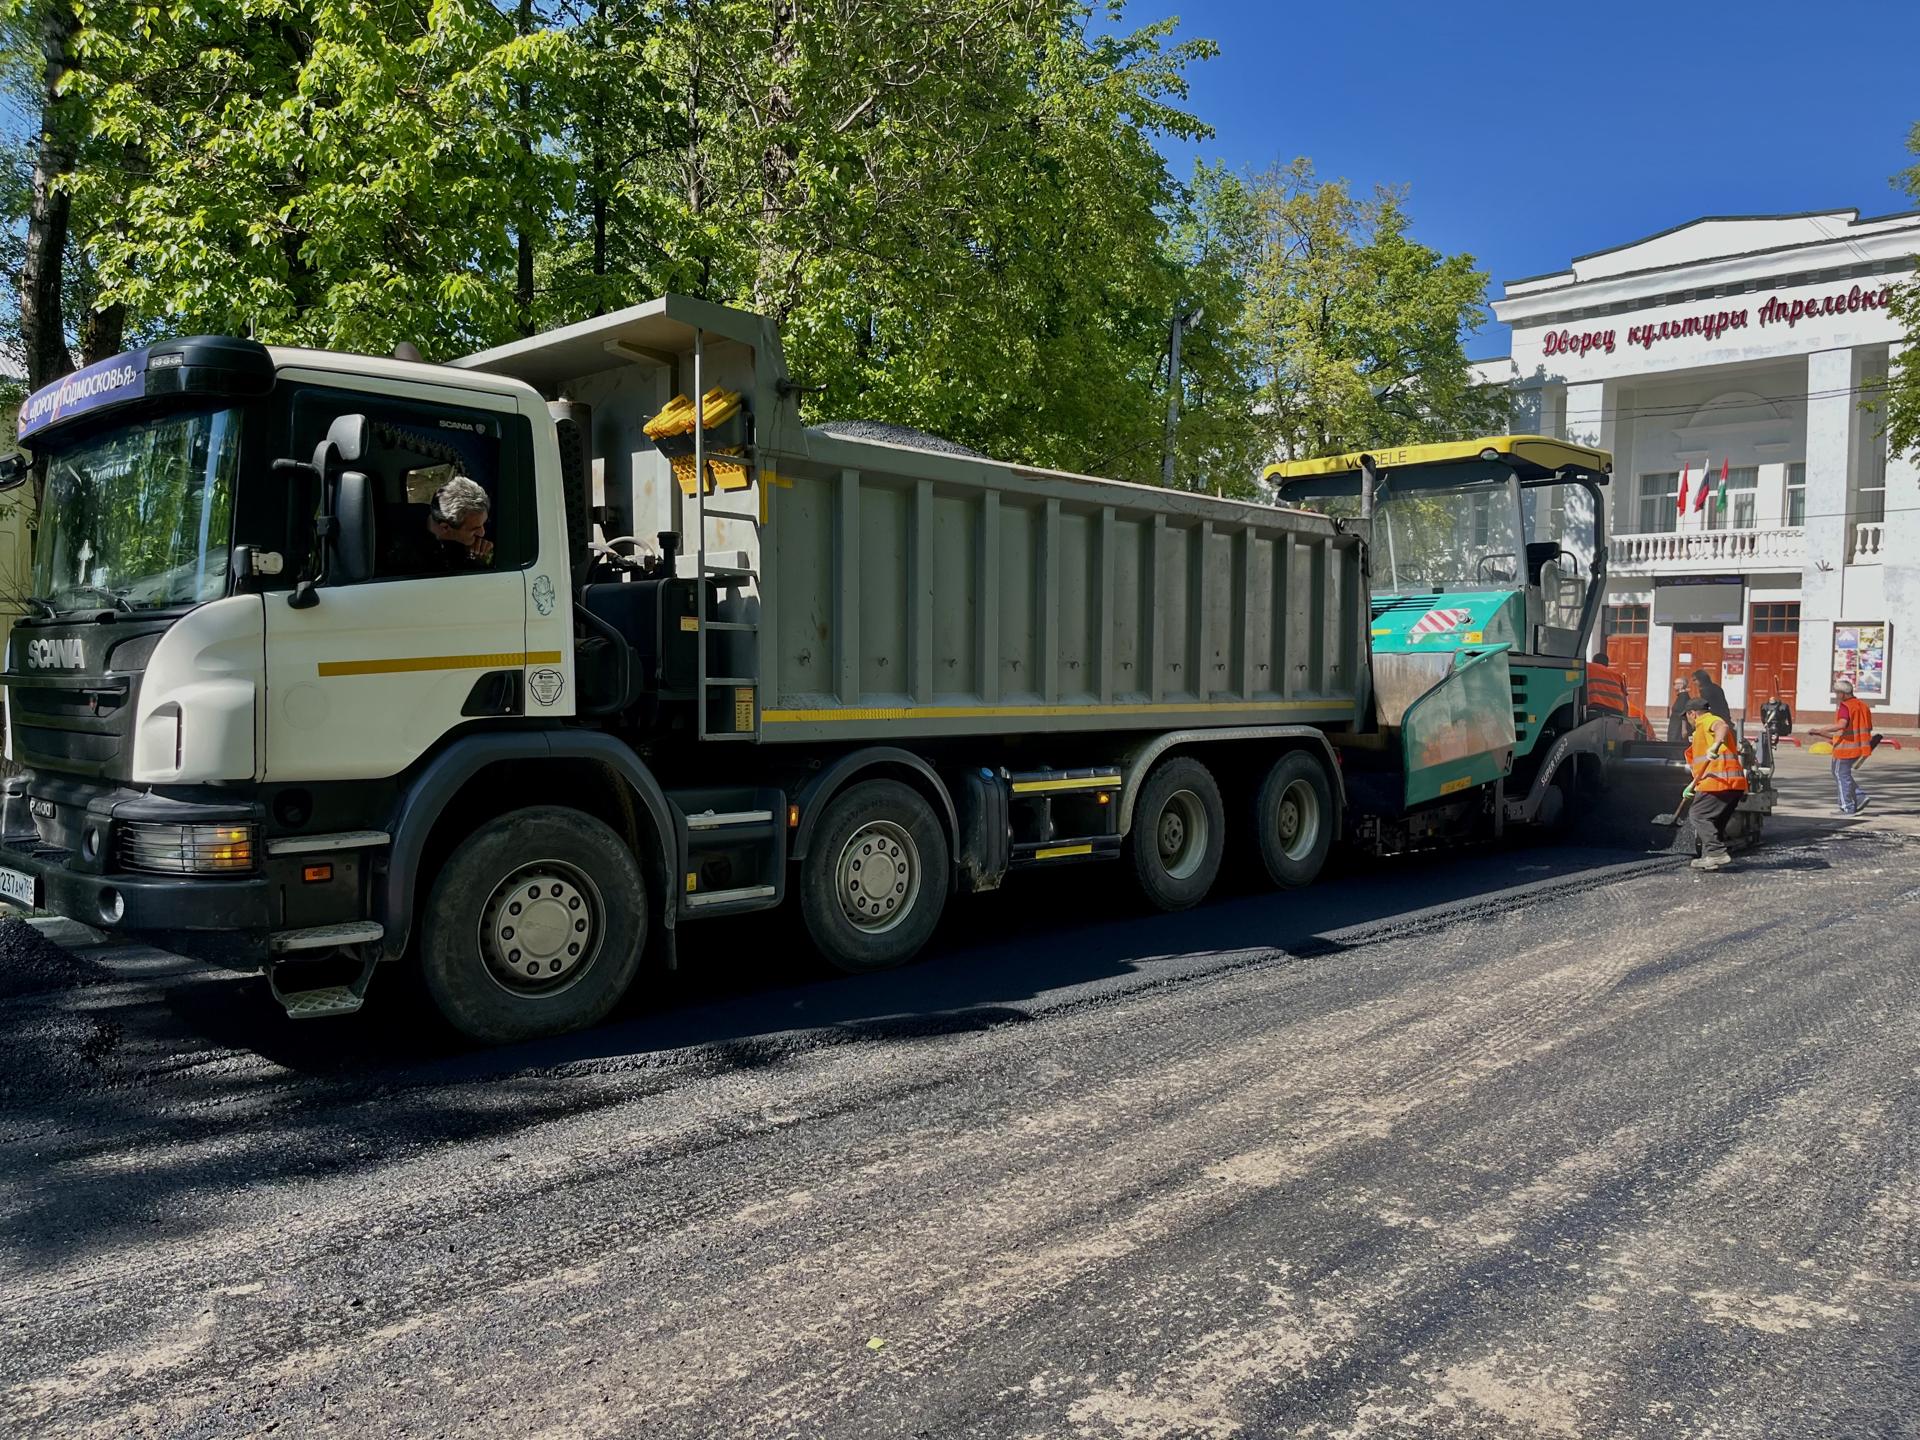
top-left (326, 414), bottom-right (371, 465)
top-left (0, 452), bottom-right (29, 493)
top-left (333, 470), bottom-right (375, 583)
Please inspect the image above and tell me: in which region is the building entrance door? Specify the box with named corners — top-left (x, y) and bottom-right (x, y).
top-left (1609, 636), bottom-right (1649, 708)
top-left (1747, 602), bottom-right (1801, 721)
top-left (1602, 604), bottom-right (1650, 709)
top-left (1670, 627), bottom-right (1724, 699)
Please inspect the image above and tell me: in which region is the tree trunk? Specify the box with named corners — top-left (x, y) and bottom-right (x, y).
top-left (21, 0), bottom-right (79, 393)
top-left (754, 0), bottom-right (799, 317)
top-left (515, 0), bottom-right (536, 336)
top-left (77, 300), bottom-right (125, 368)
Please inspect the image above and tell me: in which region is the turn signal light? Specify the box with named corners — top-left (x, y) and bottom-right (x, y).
top-left (302, 862), bottom-right (334, 884)
top-left (116, 821), bottom-right (259, 875)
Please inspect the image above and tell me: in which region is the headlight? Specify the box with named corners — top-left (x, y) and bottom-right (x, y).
top-left (116, 821), bottom-right (258, 875)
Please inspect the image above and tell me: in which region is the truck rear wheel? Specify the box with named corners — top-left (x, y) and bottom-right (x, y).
top-left (800, 779), bottom-right (951, 973)
top-left (419, 806), bottom-right (646, 1045)
top-left (1128, 756), bottom-right (1225, 911)
top-left (1255, 751), bottom-right (1334, 888)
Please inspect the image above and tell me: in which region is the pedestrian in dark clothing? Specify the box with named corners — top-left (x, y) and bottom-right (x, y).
top-left (1689, 669), bottom-right (1733, 723)
top-left (1666, 682), bottom-right (1692, 743)
top-left (1761, 695), bottom-right (1793, 738)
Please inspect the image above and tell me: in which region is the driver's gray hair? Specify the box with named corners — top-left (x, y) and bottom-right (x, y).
top-left (434, 475), bottom-right (490, 524)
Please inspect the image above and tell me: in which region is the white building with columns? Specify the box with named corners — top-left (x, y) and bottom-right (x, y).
top-left (1483, 209), bottom-right (1920, 726)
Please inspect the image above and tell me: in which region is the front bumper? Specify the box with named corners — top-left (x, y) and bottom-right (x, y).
top-left (0, 787), bottom-right (274, 968)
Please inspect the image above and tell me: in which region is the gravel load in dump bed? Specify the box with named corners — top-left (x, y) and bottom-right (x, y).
top-left (808, 419), bottom-right (987, 459)
top-left (0, 915), bottom-right (111, 999)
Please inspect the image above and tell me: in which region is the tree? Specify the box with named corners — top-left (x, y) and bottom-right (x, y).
top-left (1883, 121), bottom-right (1920, 461)
top-left (66, 0), bottom-right (575, 357)
top-left (1238, 158), bottom-right (1506, 462)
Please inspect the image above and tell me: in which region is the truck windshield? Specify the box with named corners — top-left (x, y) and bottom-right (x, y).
top-left (30, 407), bottom-right (240, 614)
top-left (1374, 483), bottom-right (1522, 595)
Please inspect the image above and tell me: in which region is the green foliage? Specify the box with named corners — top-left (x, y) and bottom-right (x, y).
top-left (1237, 158), bottom-right (1507, 461)
top-left (2, 0), bottom-right (1507, 495)
top-left (1885, 120), bottom-right (1920, 461)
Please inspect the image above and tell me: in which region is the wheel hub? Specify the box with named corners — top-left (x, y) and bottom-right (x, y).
top-left (481, 864), bottom-right (600, 995)
top-left (1277, 778), bottom-right (1320, 861)
top-left (1153, 789), bottom-right (1209, 880)
top-left (837, 822), bottom-right (920, 933)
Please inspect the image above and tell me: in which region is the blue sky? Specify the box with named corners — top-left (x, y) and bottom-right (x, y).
top-left (1140, 0), bottom-right (1920, 356)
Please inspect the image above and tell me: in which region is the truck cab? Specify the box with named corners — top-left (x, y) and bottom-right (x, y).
top-left (1, 335), bottom-right (579, 979)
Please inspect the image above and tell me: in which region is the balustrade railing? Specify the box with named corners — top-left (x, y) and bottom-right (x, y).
top-left (1610, 527), bottom-right (1805, 572)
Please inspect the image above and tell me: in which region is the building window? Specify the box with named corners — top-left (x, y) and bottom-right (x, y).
top-left (1636, 472), bottom-right (1679, 534)
top-left (1786, 463), bottom-right (1805, 527)
top-left (1725, 466), bottom-right (1759, 530)
top-left (1856, 444), bottom-right (1887, 526)
top-left (1604, 603), bottom-right (1650, 636)
top-left (1750, 601), bottom-right (1800, 633)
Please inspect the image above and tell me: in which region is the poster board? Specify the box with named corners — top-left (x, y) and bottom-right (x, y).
top-left (1832, 622), bottom-right (1889, 702)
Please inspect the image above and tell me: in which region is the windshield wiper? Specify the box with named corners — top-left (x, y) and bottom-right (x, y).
top-left (60, 584), bottom-right (136, 615)
top-left (13, 595), bottom-right (58, 619)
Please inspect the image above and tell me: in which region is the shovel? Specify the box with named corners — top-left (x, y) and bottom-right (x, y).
top-left (1652, 793), bottom-right (1694, 828)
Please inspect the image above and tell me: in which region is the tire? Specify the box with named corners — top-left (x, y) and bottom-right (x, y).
top-left (1254, 751), bottom-right (1334, 888)
top-left (1532, 764), bottom-right (1575, 839)
top-left (1128, 756), bottom-right (1226, 911)
top-left (418, 805), bottom-right (647, 1045)
top-left (799, 780), bottom-right (951, 973)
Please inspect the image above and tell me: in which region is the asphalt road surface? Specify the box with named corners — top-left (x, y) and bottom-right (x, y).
top-left (3, 783), bottom-right (1917, 1438)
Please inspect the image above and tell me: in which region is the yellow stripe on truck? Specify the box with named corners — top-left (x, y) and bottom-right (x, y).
top-left (762, 699), bottom-right (1331, 723)
top-left (318, 651), bottom-right (563, 678)
top-left (1034, 843), bottom-right (1094, 859)
top-left (1010, 775), bottom-right (1121, 794)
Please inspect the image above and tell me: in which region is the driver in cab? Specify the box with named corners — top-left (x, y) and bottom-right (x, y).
top-left (384, 475), bottom-right (495, 575)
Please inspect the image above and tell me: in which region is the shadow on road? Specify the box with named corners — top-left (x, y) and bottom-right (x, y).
top-left (0, 835), bottom-right (1687, 1263)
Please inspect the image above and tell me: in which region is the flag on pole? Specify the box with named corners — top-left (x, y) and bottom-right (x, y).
top-left (1715, 456), bottom-right (1730, 516)
top-left (1676, 464), bottom-right (1690, 517)
top-left (1694, 457), bottom-right (1712, 514)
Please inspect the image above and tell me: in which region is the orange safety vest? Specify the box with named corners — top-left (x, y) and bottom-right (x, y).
top-left (1586, 661), bottom-right (1632, 717)
top-left (1688, 715), bottom-right (1748, 794)
top-left (1832, 697), bottom-right (1873, 761)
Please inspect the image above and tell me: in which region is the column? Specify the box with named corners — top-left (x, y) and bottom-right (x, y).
top-left (1754, 445), bottom-right (1790, 530)
top-left (1797, 348), bottom-right (1856, 715)
top-left (1879, 342), bottom-right (1920, 722)
top-left (1562, 380), bottom-right (1617, 552)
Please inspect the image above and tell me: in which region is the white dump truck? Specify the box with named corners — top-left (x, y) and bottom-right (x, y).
top-left (2, 295), bottom-right (1379, 1041)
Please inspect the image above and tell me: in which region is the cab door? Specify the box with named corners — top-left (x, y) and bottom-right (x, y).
top-left (262, 376), bottom-right (540, 783)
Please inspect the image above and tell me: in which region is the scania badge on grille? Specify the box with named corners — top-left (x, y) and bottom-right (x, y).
top-left (25, 637), bottom-right (84, 669)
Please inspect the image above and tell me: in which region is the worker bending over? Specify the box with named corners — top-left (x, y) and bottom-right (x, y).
top-left (1681, 695), bottom-right (1747, 872)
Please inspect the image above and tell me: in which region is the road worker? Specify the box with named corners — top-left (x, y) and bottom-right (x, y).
top-left (1680, 695), bottom-right (1747, 872)
top-left (1808, 677), bottom-right (1873, 816)
top-left (1587, 651), bottom-right (1652, 740)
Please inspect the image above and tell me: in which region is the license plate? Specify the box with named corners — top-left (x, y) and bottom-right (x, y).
top-left (0, 865), bottom-right (38, 909)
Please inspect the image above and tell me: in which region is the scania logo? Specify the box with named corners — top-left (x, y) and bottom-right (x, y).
top-left (26, 638), bottom-right (85, 669)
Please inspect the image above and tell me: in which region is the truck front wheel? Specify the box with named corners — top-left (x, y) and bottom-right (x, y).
top-left (800, 779), bottom-right (951, 973)
top-left (419, 806), bottom-right (647, 1045)
top-left (1128, 756), bottom-right (1225, 911)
